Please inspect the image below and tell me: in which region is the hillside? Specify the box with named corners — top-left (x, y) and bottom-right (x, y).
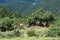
top-left (0, 0), bottom-right (60, 39)
top-left (0, 5), bottom-right (21, 18)
top-left (0, 0), bottom-right (59, 15)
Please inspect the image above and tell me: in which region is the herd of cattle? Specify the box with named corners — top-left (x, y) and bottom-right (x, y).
top-left (18, 21), bottom-right (53, 29)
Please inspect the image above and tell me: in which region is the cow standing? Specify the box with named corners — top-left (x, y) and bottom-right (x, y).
top-left (18, 23), bottom-right (24, 29)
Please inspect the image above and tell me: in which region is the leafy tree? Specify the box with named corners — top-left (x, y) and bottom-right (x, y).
top-left (0, 17), bottom-right (14, 32)
top-left (27, 10), bottom-right (55, 27)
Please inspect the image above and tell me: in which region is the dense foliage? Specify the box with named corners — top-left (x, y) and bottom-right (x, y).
top-left (27, 30), bottom-right (36, 37)
top-left (0, 5), bottom-right (21, 18)
top-left (26, 10), bottom-right (54, 27)
top-left (47, 27), bottom-right (60, 37)
top-left (1, 0), bottom-right (60, 15)
top-left (0, 5), bottom-right (59, 38)
top-left (0, 5), bottom-right (22, 32)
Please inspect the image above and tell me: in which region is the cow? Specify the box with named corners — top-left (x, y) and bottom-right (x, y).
top-left (42, 21), bottom-right (49, 27)
top-left (36, 21), bottom-right (40, 26)
top-left (18, 23), bottom-right (24, 29)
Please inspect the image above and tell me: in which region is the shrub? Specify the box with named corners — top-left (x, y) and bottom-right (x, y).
top-left (47, 26), bottom-right (59, 37)
top-left (35, 28), bottom-right (49, 37)
top-left (27, 30), bottom-right (36, 37)
top-left (13, 29), bottom-right (21, 37)
top-left (0, 29), bottom-right (21, 38)
top-left (0, 21), bottom-right (14, 32)
top-left (0, 17), bottom-right (15, 32)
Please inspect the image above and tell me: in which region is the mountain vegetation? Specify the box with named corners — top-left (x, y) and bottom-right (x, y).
top-left (0, 0), bottom-right (60, 15)
top-left (0, 0), bottom-right (60, 40)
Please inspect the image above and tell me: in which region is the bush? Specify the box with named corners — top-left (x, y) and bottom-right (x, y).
top-left (35, 28), bottom-right (49, 37)
top-left (0, 17), bottom-right (15, 32)
top-left (26, 28), bottom-right (49, 37)
top-left (27, 30), bottom-right (36, 37)
top-left (0, 29), bottom-right (21, 38)
top-left (13, 29), bottom-right (21, 37)
top-left (0, 21), bottom-right (14, 32)
top-left (47, 27), bottom-right (59, 37)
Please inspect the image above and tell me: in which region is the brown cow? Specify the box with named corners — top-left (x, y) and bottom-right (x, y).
top-left (42, 21), bottom-right (47, 27)
top-left (18, 23), bottom-right (24, 29)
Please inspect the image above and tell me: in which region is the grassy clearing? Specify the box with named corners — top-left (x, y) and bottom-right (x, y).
top-left (0, 37), bottom-right (60, 40)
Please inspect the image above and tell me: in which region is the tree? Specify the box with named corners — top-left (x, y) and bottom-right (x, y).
top-left (0, 17), bottom-right (14, 32)
top-left (27, 10), bottom-right (55, 27)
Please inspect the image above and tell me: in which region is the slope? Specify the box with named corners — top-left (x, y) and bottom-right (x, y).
top-left (0, 0), bottom-right (60, 15)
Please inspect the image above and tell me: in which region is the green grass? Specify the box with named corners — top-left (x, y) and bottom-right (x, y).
top-left (0, 37), bottom-right (60, 40)
top-left (0, 27), bottom-right (59, 40)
